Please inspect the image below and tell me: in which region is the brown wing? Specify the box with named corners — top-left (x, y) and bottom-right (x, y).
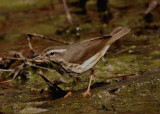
top-left (64, 27), bottom-right (130, 64)
top-left (65, 36), bottom-right (111, 64)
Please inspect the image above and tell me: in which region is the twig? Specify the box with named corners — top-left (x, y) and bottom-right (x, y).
top-left (27, 62), bottom-right (56, 73)
top-left (1, 57), bottom-right (46, 63)
top-left (1, 63), bottom-right (25, 82)
top-left (53, 78), bottom-right (67, 85)
top-left (2, 57), bottom-right (25, 61)
top-left (115, 46), bottom-right (135, 55)
top-left (39, 70), bottom-right (67, 85)
top-left (0, 69), bottom-right (14, 72)
top-left (25, 34), bottom-right (39, 56)
top-left (105, 73), bottom-right (138, 79)
top-left (38, 70), bottom-right (54, 87)
top-left (111, 104), bottom-right (116, 112)
top-left (62, 0), bottom-right (73, 25)
top-left (9, 51), bottom-right (24, 58)
top-left (13, 63), bottom-right (25, 79)
top-left (144, 0), bottom-right (160, 15)
top-left (38, 71), bottom-right (65, 95)
top-left (0, 79), bottom-right (14, 83)
top-left (0, 57), bottom-right (2, 62)
top-left (26, 33), bottom-right (70, 45)
top-left (1, 56), bottom-right (54, 71)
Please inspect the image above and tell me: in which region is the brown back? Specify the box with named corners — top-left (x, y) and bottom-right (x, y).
top-left (64, 27), bottom-right (130, 64)
top-left (65, 36), bottom-right (111, 64)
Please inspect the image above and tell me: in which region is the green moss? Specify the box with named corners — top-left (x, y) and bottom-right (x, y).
top-left (0, 15), bottom-right (7, 21)
top-left (95, 54), bottom-right (137, 74)
top-left (22, 24), bottom-right (56, 35)
top-left (1, 106), bottom-right (14, 112)
top-left (109, 0), bottom-right (150, 8)
top-left (4, 33), bottom-right (21, 41)
top-left (0, 0), bottom-right (52, 11)
top-left (114, 78), bottom-right (160, 113)
top-left (52, 15), bottom-right (66, 25)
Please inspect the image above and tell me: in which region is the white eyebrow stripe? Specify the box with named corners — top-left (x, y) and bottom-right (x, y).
top-left (47, 49), bottom-right (66, 53)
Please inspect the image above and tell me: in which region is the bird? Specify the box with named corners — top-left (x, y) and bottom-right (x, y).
top-left (35, 27), bottom-right (130, 98)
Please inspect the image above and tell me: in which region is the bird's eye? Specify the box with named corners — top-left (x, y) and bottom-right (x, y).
top-left (50, 52), bottom-right (55, 55)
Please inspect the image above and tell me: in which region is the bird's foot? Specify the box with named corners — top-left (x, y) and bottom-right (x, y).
top-left (82, 90), bottom-right (91, 97)
top-left (64, 91), bottom-right (72, 98)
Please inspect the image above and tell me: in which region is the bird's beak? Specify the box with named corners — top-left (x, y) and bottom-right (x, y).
top-left (34, 55), bottom-right (46, 60)
top-left (33, 55), bottom-right (48, 62)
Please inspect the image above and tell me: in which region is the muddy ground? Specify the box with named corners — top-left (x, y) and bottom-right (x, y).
top-left (0, 0), bottom-right (160, 113)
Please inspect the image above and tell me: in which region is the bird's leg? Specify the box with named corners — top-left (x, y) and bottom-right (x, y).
top-left (64, 77), bottom-right (80, 98)
top-left (82, 69), bottom-right (94, 97)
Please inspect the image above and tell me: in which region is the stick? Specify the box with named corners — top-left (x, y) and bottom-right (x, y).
top-left (144, 0), bottom-right (159, 15)
top-left (38, 71), bottom-right (54, 87)
top-left (1, 57), bottom-right (25, 61)
top-left (0, 69), bottom-right (14, 72)
top-left (62, 0), bottom-right (73, 25)
top-left (105, 73), bottom-right (138, 79)
top-left (0, 57), bottom-right (2, 62)
top-left (38, 71), bottom-right (65, 93)
top-left (1, 56), bottom-right (54, 71)
top-left (27, 62), bottom-right (56, 73)
top-left (0, 79), bottom-right (14, 83)
top-left (25, 35), bottom-right (39, 56)
top-left (26, 33), bottom-right (70, 45)
top-left (115, 46), bottom-right (135, 55)
top-left (13, 63), bottom-right (25, 79)
top-left (1, 56), bottom-right (46, 63)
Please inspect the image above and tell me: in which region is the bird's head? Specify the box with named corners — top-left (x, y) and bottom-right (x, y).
top-left (35, 46), bottom-right (67, 62)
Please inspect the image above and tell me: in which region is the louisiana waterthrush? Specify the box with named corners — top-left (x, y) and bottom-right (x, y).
top-left (36, 27), bottom-right (130, 97)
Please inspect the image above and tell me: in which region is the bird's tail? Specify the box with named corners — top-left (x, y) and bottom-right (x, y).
top-left (108, 27), bottom-right (130, 44)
